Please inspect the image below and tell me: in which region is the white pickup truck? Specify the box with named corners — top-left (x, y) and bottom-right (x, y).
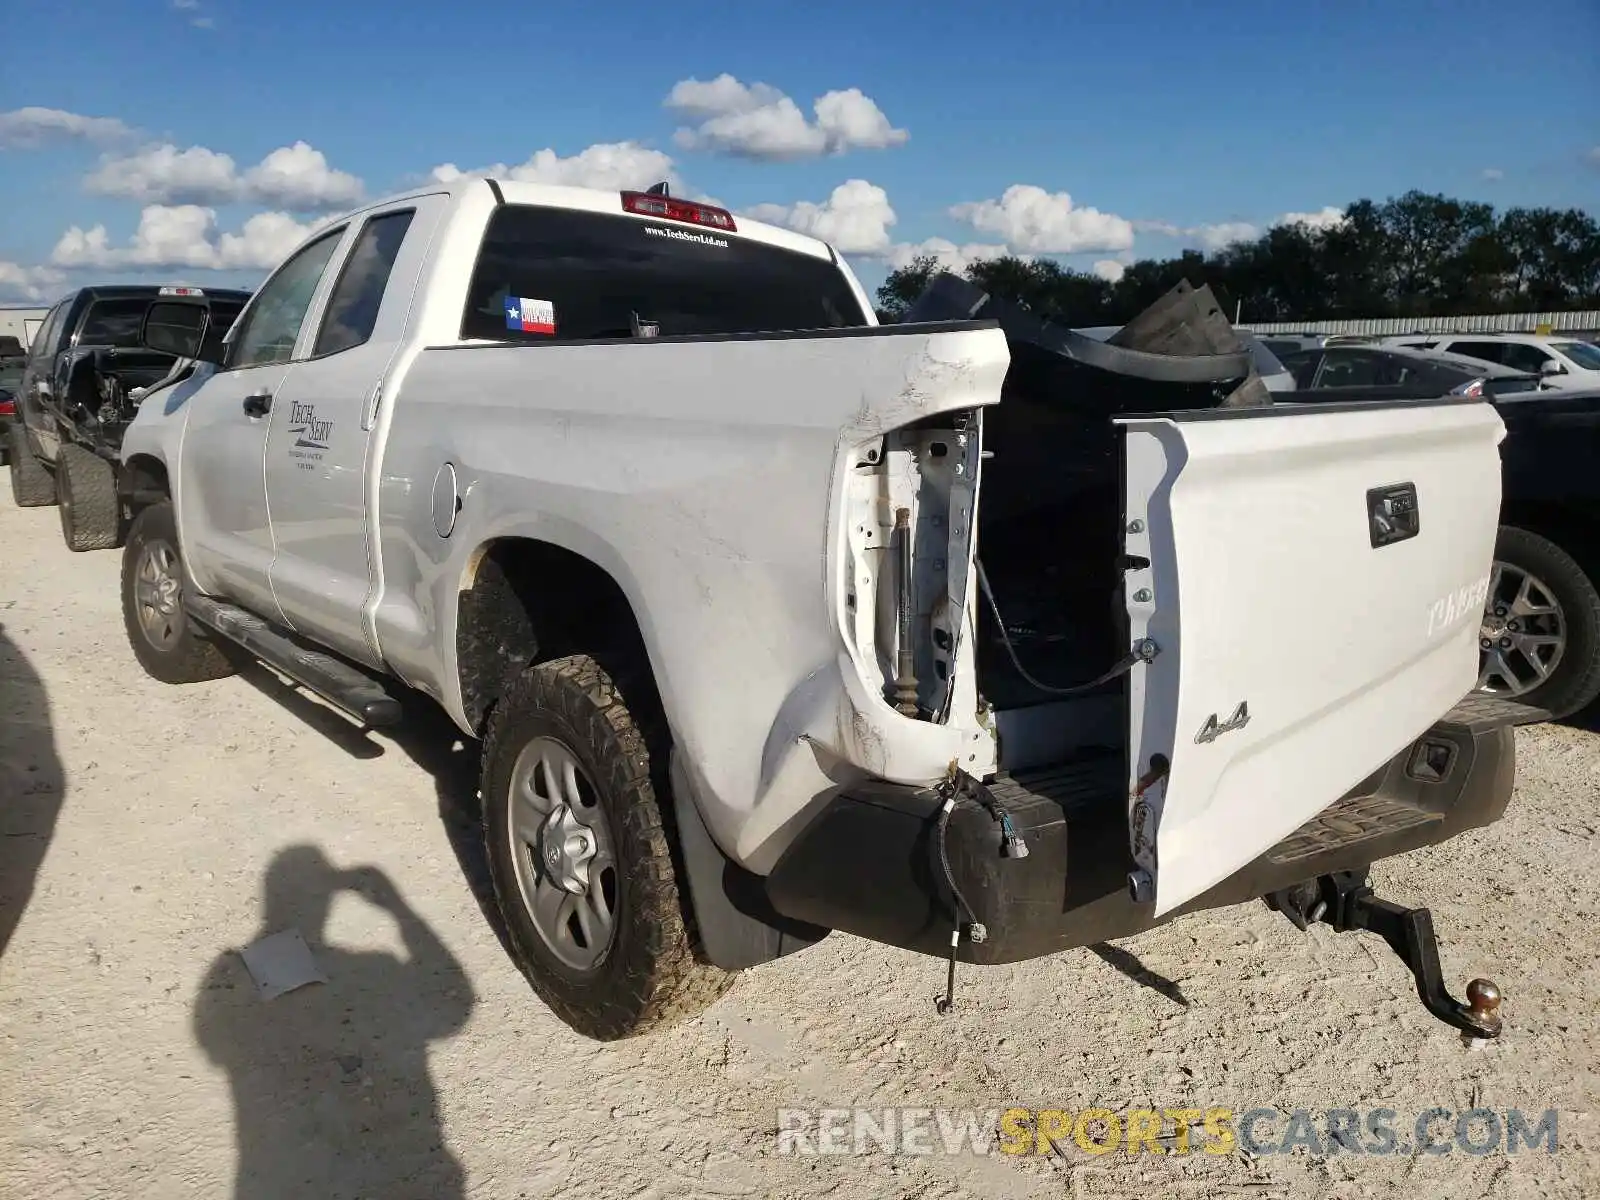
top-left (117, 177), bottom-right (1531, 1041)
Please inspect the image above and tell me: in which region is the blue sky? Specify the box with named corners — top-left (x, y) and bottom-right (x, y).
top-left (2, 0), bottom-right (1597, 305)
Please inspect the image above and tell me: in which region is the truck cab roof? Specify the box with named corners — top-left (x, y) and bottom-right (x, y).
top-left (353, 176), bottom-right (843, 264)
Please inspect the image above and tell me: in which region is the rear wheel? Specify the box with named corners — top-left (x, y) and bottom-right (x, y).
top-left (1475, 525), bottom-right (1600, 719)
top-left (56, 443), bottom-right (122, 551)
top-left (7, 424), bottom-right (54, 508)
top-left (482, 654), bottom-right (733, 1039)
top-left (120, 500), bottom-right (237, 684)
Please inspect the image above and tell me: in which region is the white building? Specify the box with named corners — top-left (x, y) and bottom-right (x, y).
top-left (0, 304), bottom-right (49, 351)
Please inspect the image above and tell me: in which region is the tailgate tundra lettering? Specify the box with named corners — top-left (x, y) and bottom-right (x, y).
top-left (1427, 575), bottom-right (1491, 639)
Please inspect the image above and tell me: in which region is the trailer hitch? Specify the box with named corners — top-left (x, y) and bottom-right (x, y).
top-left (1266, 869), bottom-right (1503, 1039)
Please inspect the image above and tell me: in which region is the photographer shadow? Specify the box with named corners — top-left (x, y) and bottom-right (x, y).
top-left (0, 623), bottom-right (66, 961)
top-left (194, 843), bottom-right (475, 1200)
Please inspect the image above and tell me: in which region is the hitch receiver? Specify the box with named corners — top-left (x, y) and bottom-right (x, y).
top-left (1266, 869), bottom-right (1503, 1038)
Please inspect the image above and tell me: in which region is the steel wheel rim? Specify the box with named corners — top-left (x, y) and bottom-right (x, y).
top-left (134, 538), bottom-right (185, 650)
top-left (1476, 559), bottom-right (1566, 699)
top-left (507, 735), bottom-right (618, 972)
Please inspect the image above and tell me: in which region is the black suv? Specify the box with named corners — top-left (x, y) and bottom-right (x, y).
top-left (8, 284), bottom-right (250, 549)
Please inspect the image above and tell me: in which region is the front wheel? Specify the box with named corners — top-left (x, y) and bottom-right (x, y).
top-left (482, 654), bottom-right (733, 1039)
top-left (1475, 525), bottom-right (1600, 720)
top-left (120, 501), bottom-right (237, 684)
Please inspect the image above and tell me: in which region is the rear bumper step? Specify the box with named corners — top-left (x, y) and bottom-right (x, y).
top-left (763, 697), bottom-right (1524, 965)
top-left (184, 594), bottom-right (402, 728)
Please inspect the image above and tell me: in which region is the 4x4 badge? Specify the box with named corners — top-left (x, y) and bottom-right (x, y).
top-left (1195, 701), bottom-right (1250, 744)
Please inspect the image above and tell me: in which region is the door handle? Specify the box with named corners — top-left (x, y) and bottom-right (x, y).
top-left (243, 392), bottom-right (272, 417)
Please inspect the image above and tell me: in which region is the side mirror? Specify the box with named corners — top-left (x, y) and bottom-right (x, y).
top-left (1539, 359), bottom-right (1564, 376)
top-left (141, 300), bottom-right (225, 365)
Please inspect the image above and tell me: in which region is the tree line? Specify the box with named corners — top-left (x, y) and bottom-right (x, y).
top-left (874, 190), bottom-right (1600, 328)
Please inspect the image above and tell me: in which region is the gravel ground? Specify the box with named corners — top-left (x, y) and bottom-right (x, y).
top-left (2, 489), bottom-right (1598, 1200)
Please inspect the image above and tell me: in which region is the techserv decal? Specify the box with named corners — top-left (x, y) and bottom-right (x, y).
top-left (644, 224), bottom-right (729, 249)
top-left (286, 399), bottom-right (333, 471)
top-left (503, 296), bottom-right (556, 335)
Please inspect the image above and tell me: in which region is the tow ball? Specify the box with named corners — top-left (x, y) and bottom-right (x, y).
top-left (1266, 869), bottom-right (1503, 1039)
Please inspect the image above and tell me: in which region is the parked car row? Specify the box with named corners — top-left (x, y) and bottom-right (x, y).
top-left (1383, 332), bottom-right (1600, 390)
top-left (1248, 338), bottom-right (1600, 720)
top-left (0, 182), bottom-right (1564, 1044)
top-left (1257, 329), bottom-right (1600, 390)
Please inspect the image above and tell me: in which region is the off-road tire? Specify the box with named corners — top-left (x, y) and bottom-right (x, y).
top-left (121, 500), bottom-right (237, 684)
top-left (482, 654), bottom-right (734, 1039)
top-left (1481, 525), bottom-right (1600, 720)
top-left (8, 425), bottom-right (54, 508)
top-left (56, 443), bottom-right (123, 551)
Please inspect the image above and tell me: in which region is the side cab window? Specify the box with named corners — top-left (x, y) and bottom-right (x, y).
top-left (1498, 343), bottom-right (1555, 374)
top-left (225, 229), bottom-right (346, 370)
top-left (312, 209), bottom-right (416, 357)
top-left (1442, 340), bottom-right (1505, 366)
top-left (31, 302), bottom-right (68, 361)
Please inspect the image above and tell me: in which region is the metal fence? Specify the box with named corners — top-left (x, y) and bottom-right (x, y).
top-left (1240, 311), bottom-right (1600, 338)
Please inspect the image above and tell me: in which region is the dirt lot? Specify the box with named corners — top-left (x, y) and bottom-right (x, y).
top-left (2, 489), bottom-right (1598, 1200)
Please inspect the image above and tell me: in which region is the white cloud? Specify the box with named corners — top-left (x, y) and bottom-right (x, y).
top-left (1481, 167), bottom-right (1505, 182)
top-left (1190, 221), bottom-right (1261, 251)
top-left (0, 261), bottom-right (65, 302)
top-left (1276, 205), bottom-right (1347, 231)
top-left (0, 107), bottom-right (134, 149)
top-left (171, 0), bottom-right (215, 26)
top-left (1586, 146), bottom-right (1600, 168)
top-left (1092, 259), bottom-right (1127, 283)
top-left (242, 142), bottom-right (363, 209)
top-left (745, 179), bottom-right (896, 255)
top-left (86, 140), bottom-right (363, 211)
top-left (665, 74), bottom-right (907, 160)
top-left (1132, 219), bottom-right (1181, 237)
top-left (52, 205), bottom-right (323, 271)
top-left (1136, 206), bottom-right (1345, 251)
top-left (86, 143), bottom-right (236, 204)
top-left (948, 185), bottom-right (1134, 255)
top-left (430, 141), bottom-right (679, 193)
top-left (885, 238), bottom-right (1012, 276)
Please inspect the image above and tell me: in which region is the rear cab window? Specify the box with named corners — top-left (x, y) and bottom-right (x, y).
top-left (75, 293), bottom-right (249, 351)
top-left (460, 203), bottom-right (868, 343)
top-left (77, 299), bottom-right (156, 347)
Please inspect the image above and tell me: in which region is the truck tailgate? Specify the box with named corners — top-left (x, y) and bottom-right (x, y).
top-left (1119, 398), bottom-right (1506, 915)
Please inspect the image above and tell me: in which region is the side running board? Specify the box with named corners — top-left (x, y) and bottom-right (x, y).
top-left (184, 594), bottom-right (403, 728)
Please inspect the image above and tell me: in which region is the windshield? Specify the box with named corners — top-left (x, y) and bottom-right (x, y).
top-left (1553, 340), bottom-right (1600, 371)
top-left (461, 204), bottom-right (868, 342)
top-left (1239, 333), bottom-right (1289, 378)
top-left (0, 357), bottom-right (23, 390)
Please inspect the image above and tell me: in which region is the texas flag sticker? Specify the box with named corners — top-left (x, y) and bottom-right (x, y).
top-left (504, 295), bottom-right (556, 335)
